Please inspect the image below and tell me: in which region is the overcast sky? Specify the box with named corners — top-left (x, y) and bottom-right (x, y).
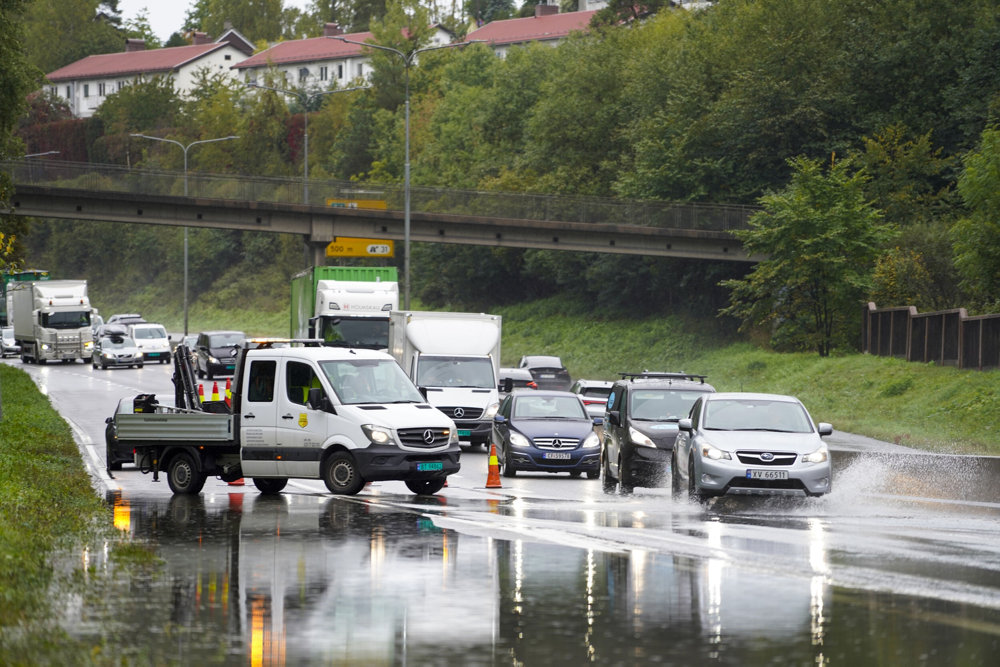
top-left (118, 0), bottom-right (313, 43)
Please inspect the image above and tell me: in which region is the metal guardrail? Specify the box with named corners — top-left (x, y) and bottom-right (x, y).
top-left (2, 159), bottom-right (756, 232)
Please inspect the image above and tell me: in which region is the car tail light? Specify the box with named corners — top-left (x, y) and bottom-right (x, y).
top-left (582, 398), bottom-right (606, 405)
top-left (528, 381), bottom-right (538, 389)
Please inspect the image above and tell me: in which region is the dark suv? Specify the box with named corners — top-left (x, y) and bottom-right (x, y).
top-left (601, 372), bottom-right (715, 494)
top-left (194, 330), bottom-right (246, 379)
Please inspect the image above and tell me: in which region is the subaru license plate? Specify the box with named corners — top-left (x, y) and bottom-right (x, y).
top-left (544, 452), bottom-right (571, 460)
top-left (417, 462), bottom-right (444, 471)
top-left (746, 469), bottom-right (788, 480)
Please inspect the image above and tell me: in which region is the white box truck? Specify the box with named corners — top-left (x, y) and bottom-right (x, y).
top-left (388, 311), bottom-right (502, 448)
top-left (11, 279), bottom-right (94, 363)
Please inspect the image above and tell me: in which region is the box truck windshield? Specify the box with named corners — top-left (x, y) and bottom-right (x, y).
top-left (320, 317), bottom-right (390, 349)
top-left (417, 356), bottom-right (496, 389)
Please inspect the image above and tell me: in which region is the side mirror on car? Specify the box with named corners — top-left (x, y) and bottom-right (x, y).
top-left (678, 418), bottom-right (693, 432)
top-left (307, 387), bottom-right (335, 414)
top-left (494, 415), bottom-right (506, 424)
top-left (503, 377), bottom-right (513, 393)
top-left (593, 417), bottom-right (604, 426)
top-left (817, 422), bottom-right (833, 436)
top-left (607, 411), bottom-right (620, 427)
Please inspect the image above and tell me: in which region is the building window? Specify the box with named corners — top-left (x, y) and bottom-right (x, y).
top-left (356, 63), bottom-right (363, 78)
top-left (49, 86), bottom-right (56, 97)
top-left (65, 85), bottom-right (71, 98)
top-left (224, 54), bottom-right (231, 61)
top-left (319, 66), bottom-right (328, 81)
top-left (299, 67), bottom-right (309, 82)
top-left (98, 82), bottom-right (106, 96)
top-left (83, 84), bottom-right (89, 97)
top-left (337, 64), bottom-right (343, 79)
top-left (117, 81), bottom-right (124, 91)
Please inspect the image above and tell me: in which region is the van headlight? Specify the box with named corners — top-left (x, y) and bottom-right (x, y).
top-left (361, 424), bottom-right (393, 445)
top-left (484, 401), bottom-right (499, 419)
top-left (701, 443), bottom-right (732, 460)
top-left (449, 427), bottom-right (459, 445)
top-left (629, 426), bottom-right (655, 448)
top-left (802, 445), bottom-right (828, 463)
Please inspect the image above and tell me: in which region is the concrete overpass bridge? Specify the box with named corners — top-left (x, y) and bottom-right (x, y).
top-left (2, 160), bottom-right (757, 266)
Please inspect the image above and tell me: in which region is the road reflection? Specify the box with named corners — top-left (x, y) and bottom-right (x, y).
top-left (60, 489), bottom-right (1000, 665)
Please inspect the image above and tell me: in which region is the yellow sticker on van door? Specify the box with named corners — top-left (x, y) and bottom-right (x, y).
top-left (298, 413), bottom-right (308, 428)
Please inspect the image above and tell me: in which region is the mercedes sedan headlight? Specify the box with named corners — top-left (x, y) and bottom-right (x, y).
top-left (582, 432), bottom-right (600, 449)
top-left (509, 432), bottom-right (531, 449)
top-left (802, 445), bottom-right (829, 463)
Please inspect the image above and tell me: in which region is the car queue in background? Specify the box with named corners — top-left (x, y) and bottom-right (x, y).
top-left (91, 325), bottom-right (143, 369)
top-left (1, 326), bottom-right (21, 358)
top-left (497, 367), bottom-right (537, 398)
top-left (518, 355), bottom-right (572, 391)
top-left (569, 379), bottom-right (613, 419)
top-left (129, 322), bottom-right (172, 364)
top-left (193, 330), bottom-right (247, 379)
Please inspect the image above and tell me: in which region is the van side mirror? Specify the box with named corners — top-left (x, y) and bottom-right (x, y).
top-left (307, 387), bottom-right (334, 414)
top-left (494, 415), bottom-right (506, 424)
top-left (503, 377), bottom-right (513, 393)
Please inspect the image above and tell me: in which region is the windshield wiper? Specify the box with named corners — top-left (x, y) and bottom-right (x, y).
top-left (741, 427), bottom-right (795, 433)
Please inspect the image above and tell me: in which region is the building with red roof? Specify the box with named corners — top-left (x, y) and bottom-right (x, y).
top-left (467, 5), bottom-right (598, 58)
top-left (232, 23), bottom-right (455, 90)
top-left (45, 29), bottom-right (254, 118)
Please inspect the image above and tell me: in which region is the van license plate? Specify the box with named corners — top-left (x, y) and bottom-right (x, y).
top-left (544, 452), bottom-right (571, 460)
top-left (417, 462), bottom-right (444, 471)
top-left (457, 429), bottom-right (471, 437)
top-left (747, 469), bottom-right (788, 480)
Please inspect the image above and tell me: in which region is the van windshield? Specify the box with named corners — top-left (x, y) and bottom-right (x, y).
top-left (133, 327), bottom-right (166, 339)
top-left (417, 356), bottom-right (495, 389)
top-left (320, 358), bottom-right (424, 405)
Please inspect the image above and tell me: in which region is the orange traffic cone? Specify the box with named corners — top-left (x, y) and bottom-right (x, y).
top-left (198, 383), bottom-right (205, 404)
top-left (224, 378), bottom-right (232, 407)
top-left (211, 381), bottom-right (220, 401)
top-left (485, 443), bottom-right (502, 488)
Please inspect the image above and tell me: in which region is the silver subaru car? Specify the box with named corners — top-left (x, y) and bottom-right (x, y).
top-left (672, 392), bottom-right (832, 499)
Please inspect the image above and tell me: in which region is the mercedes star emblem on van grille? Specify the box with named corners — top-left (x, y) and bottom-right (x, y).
top-left (423, 429), bottom-right (435, 444)
top-left (453, 407), bottom-right (465, 418)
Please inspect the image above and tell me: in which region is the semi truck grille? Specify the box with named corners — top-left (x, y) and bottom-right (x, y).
top-left (534, 438), bottom-right (579, 450)
top-left (736, 451), bottom-right (797, 466)
top-left (398, 427), bottom-right (452, 448)
top-left (439, 406), bottom-right (484, 420)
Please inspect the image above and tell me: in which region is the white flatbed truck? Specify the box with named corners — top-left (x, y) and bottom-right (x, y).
top-left (106, 340), bottom-right (461, 495)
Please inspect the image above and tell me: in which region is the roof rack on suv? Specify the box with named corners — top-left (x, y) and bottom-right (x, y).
top-left (618, 371), bottom-right (708, 384)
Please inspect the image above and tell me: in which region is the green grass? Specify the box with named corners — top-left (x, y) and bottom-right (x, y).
top-left (0, 365), bottom-right (157, 662)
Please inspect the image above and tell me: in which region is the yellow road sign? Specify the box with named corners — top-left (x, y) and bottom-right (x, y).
top-left (325, 237), bottom-right (395, 258)
top-left (326, 198), bottom-right (387, 210)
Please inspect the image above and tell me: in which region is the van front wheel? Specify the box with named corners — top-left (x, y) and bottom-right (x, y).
top-left (322, 452), bottom-right (365, 495)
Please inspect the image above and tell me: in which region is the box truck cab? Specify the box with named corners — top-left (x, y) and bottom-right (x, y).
top-left (290, 266), bottom-right (399, 350)
top-left (389, 311), bottom-right (502, 448)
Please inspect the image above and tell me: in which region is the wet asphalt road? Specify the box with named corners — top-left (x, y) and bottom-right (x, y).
top-left (8, 357), bottom-right (1000, 665)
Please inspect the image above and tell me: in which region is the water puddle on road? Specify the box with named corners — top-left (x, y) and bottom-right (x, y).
top-left (39, 479), bottom-right (1000, 665)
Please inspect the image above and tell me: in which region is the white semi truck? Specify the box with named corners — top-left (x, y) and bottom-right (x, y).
top-left (106, 340), bottom-right (460, 495)
top-left (11, 279), bottom-right (94, 363)
top-left (388, 311), bottom-right (502, 448)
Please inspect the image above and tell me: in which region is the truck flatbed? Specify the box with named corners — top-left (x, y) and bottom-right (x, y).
top-left (113, 398), bottom-right (234, 443)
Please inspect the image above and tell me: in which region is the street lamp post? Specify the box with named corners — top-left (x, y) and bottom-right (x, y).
top-left (245, 83), bottom-right (368, 205)
top-left (129, 134), bottom-right (239, 336)
top-left (331, 36), bottom-right (479, 310)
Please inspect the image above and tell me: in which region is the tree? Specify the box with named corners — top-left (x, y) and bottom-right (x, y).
top-left (95, 76), bottom-right (183, 135)
top-left (952, 126), bottom-right (1000, 311)
top-left (23, 0), bottom-right (124, 74)
top-left (721, 157), bottom-right (893, 356)
top-left (201, 0), bottom-right (283, 42)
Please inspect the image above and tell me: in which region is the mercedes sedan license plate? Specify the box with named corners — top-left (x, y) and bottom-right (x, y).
top-left (747, 469), bottom-right (788, 480)
top-left (544, 452), bottom-right (571, 460)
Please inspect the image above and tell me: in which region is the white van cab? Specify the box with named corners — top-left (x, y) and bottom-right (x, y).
top-left (129, 322), bottom-right (172, 364)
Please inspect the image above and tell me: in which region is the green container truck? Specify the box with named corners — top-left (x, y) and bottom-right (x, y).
top-left (1, 269), bottom-right (50, 326)
top-left (290, 266), bottom-right (399, 350)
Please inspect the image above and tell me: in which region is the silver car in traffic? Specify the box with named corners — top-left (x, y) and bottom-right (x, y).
top-left (672, 392), bottom-right (832, 499)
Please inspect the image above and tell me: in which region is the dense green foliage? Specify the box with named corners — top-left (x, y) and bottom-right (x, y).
top-left (13, 0), bottom-right (1000, 351)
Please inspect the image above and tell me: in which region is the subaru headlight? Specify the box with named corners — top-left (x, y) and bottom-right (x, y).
top-left (802, 445), bottom-right (828, 464)
top-left (361, 424), bottom-right (393, 445)
top-left (509, 432), bottom-right (531, 448)
top-left (484, 401), bottom-right (500, 420)
top-left (582, 432), bottom-right (600, 449)
top-left (701, 443), bottom-right (732, 460)
top-left (629, 426), bottom-right (656, 448)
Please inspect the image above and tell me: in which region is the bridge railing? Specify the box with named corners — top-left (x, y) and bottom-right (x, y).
top-left (3, 159), bottom-right (756, 232)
